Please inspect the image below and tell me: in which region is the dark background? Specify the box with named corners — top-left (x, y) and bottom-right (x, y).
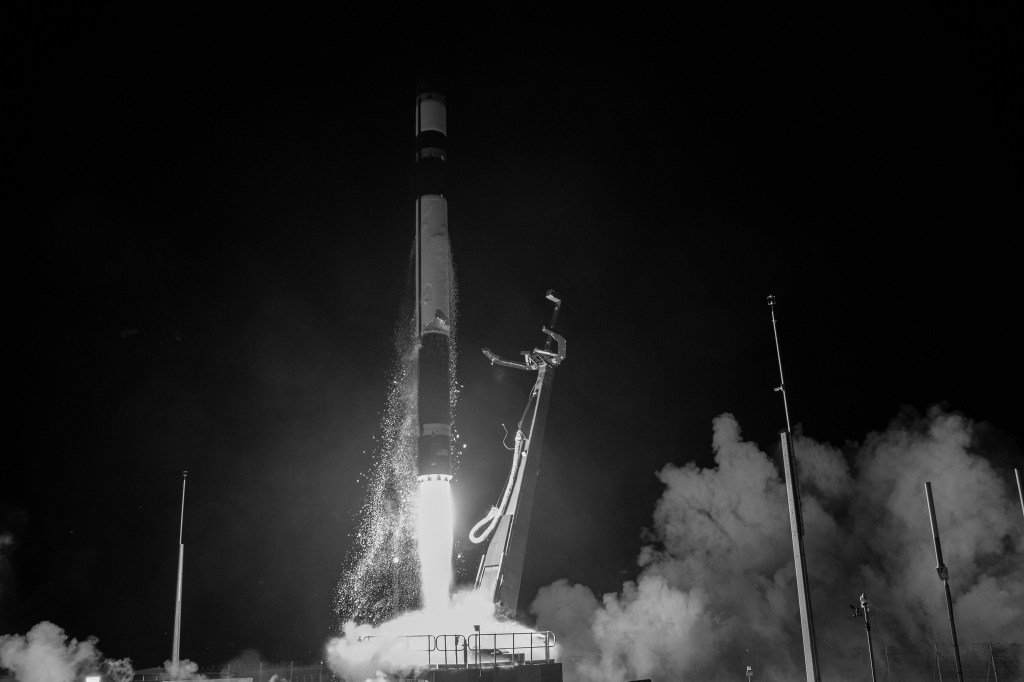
top-left (5, 5), bottom-right (1020, 669)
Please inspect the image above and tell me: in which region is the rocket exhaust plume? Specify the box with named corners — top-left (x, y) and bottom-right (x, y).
top-left (417, 478), bottom-right (454, 612)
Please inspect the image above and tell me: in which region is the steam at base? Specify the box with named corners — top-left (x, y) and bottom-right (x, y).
top-left (326, 589), bottom-right (556, 682)
top-left (329, 479), bottom-right (554, 682)
top-left (0, 621), bottom-right (134, 682)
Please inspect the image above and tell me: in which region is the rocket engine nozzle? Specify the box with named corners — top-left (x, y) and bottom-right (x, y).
top-left (417, 429), bottom-right (453, 482)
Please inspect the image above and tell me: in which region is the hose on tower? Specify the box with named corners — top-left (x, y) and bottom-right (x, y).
top-left (468, 379), bottom-right (540, 544)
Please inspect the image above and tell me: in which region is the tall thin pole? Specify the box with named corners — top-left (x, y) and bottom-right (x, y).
top-left (172, 471), bottom-right (188, 678)
top-left (924, 482), bottom-right (964, 682)
top-left (1015, 469), bottom-right (1023, 522)
top-left (852, 594), bottom-right (877, 682)
top-left (768, 295), bottom-right (821, 682)
top-left (768, 295), bottom-right (792, 432)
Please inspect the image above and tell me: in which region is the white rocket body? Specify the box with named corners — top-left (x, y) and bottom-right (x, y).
top-left (415, 89), bottom-right (452, 481)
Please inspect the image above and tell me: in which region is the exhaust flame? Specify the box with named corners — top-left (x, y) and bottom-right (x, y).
top-left (416, 478), bottom-right (454, 613)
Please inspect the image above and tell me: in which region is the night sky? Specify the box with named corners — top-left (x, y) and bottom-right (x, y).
top-left (6, 5), bottom-right (1021, 672)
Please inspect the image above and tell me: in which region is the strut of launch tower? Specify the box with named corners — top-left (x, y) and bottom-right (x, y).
top-left (471, 290), bottom-right (565, 618)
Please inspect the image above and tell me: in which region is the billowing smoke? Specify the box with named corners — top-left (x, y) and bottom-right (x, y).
top-left (0, 621), bottom-right (132, 682)
top-left (163, 658), bottom-right (205, 680)
top-left (531, 408), bottom-right (1024, 682)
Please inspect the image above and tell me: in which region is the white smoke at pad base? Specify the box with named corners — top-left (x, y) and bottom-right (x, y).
top-left (531, 408), bottom-right (1024, 682)
top-left (326, 588), bottom-right (556, 682)
top-left (0, 621), bottom-right (133, 682)
top-left (162, 658), bottom-right (205, 680)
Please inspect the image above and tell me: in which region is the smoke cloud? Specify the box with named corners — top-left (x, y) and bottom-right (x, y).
top-left (0, 622), bottom-right (102, 682)
top-left (0, 622), bottom-right (133, 682)
top-left (163, 658), bottom-right (204, 680)
top-left (531, 407), bottom-right (1024, 682)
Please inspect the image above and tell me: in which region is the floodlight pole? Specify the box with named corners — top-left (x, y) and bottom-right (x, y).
top-left (851, 594), bottom-right (877, 682)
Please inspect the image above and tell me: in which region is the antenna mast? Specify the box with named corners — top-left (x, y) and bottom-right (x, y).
top-left (767, 295), bottom-right (821, 682)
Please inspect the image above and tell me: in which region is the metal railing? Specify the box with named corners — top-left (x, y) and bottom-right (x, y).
top-left (130, 631), bottom-right (558, 682)
top-left (359, 630), bottom-right (555, 670)
top-left (467, 631), bottom-right (554, 668)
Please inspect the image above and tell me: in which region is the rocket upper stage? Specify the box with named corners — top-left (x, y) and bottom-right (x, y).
top-left (416, 88), bottom-right (453, 481)
top-left (415, 92), bottom-right (447, 198)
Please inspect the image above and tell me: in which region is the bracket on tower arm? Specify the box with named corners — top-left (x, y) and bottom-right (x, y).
top-left (481, 291), bottom-right (566, 371)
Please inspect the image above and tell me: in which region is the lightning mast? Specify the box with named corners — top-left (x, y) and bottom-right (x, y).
top-left (924, 482), bottom-right (965, 682)
top-left (767, 295), bottom-right (821, 682)
top-left (172, 470), bottom-right (187, 678)
top-left (1016, 468), bottom-right (1023, 521)
top-left (470, 291), bottom-right (566, 616)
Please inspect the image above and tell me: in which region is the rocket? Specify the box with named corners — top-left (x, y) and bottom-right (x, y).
top-left (415, 85), bottom-right (453, 482)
